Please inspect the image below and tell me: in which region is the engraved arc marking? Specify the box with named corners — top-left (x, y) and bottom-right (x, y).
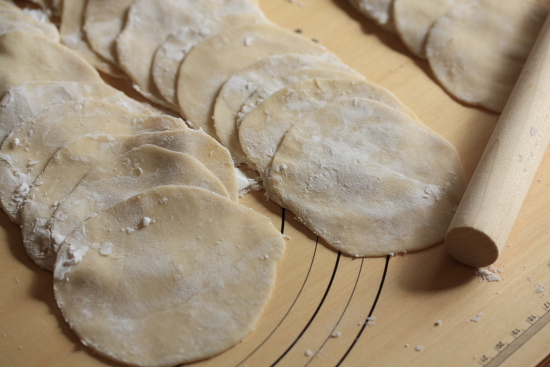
top-left (236, 209), bottom-right (321, 367)
top-left (335, 255), bottom-right (391, 367)
top-left (270, 251), bottom-right (342, 367)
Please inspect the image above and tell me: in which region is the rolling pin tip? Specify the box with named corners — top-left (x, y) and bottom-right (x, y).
top-left (445, 227), bottom-right (499, 268)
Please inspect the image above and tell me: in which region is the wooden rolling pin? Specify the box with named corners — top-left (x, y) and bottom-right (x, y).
top-left (445, 13), bottom-right (550, 268)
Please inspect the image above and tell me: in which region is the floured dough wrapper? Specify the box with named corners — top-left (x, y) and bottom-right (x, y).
top-left (270, 98), bottom-right (466, 257)
top-left (54, 185), bottom-right (286, 366)
top-left (84, 0), bottom-right (134, 66)
top-left (393, 0), bottom-right (460, 58)
top-left (59, 0), bottom-right (125, 78)
top-left (0, 81), bottom-right (154, 144)
top-left (214, 53), bottom-right (361, 163)
top-left (239, 76), bottom-right (420, 174)
top-left (0, 1), bottom-right (59, 40)
top-left (0, 100), bottom-right (184, 223)
top-left (347, 0), bottom-right (396, 32)
top-left (49, 145), bottom-right (230, 256)
top-left (426, 0), bottom-right (548, 112)
top-left (0, 30), bottom-right (102, 98)
top-left (22, 129), bottom-right (238, 270)
top-left (152, 13), bottom-right (264, 107)
top-left (116, 0), bottom-right (263, 108)
top-left (178, 22), bottom-right (338, 139)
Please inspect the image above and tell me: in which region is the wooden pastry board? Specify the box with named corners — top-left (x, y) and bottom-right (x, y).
top-left (2, 0), bottom-right (550, 366)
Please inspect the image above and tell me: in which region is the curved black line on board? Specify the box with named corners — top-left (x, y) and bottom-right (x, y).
top-left (280, 207), bottom-right (286, 233)
top-left (236, 217), bottom-right (319, 366)
top-left (335, 255), bottom-right (391, 367)
top-left (304, 258), bottom-right (365, 367)
top-left (270, 250), bottom-right (342, 367)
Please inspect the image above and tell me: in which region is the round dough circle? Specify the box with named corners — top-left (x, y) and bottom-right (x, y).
top-left (116, 0), bottom-right (262, 107)
top-left (0, 30), bottom-right (101, 98)
top-left (239, 76), bottom-right (420, 174)
top-left (84, 0), bottom-right (134, 66)
top-left (270, 98), bottom-right (466, 257)
top-left (214, 53), bottom-right (360, 163)
top-left (49, 144), bottom-right (230, 256)
top-left (152, 13), bottom-right (263, 107)
top-left (54, 185), bottom-right (286, 366)
top-left (393, 0), bottom-right (459, 58)
top-left (177, 21), bottom-right (338, 139)
top-left (425, 0), bottom-right (548, 112)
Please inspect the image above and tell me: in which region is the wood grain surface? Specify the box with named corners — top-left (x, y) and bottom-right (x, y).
top-left (2, 1), bottom-right (550, 366)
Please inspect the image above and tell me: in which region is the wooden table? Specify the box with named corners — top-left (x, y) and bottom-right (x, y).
top-left (2, 0), bottom-right (550, 366)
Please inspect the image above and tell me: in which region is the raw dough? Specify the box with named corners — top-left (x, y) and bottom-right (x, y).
top-left (49, 144), bottom-right (230, 257)
top-left (393, 0), bottom-right (460, 58)
top-left (270, 98), bottom-right (466, 256)
top-left (0, 0), bottom-right (59, 40)
top-left (0, 100), bottom-right (184, 223)
top-left (347, 0), bottom-right (396, 32)
top-left (152, 13), bottom-right (264, 107)
top-left (59, 0), bottom-right (125, 78)
top-left (0, 30), bottom-right (101, 98)
top-left (22, 129), bottom-right (238, 270)
top-left (0, 81), bottom-right (154, 144)
top-left (54, 185), bottom-right (285, 366)
top-left (84, 0), bottom-right (134, 66)
top-left (214, 53), bottom-right (360, 163)
top-left (116, 0), bottom-right (263, 108)
top-left (177, 22), bottom-right (338, 139)
top-left (239, 76), bottom-right (420, 174)
top-left (425, 0), bottom-right (548, 112)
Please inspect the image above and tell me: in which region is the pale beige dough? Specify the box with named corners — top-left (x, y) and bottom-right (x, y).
top-left (59, 0), bottom-right (126, 78)
top-left (152, 13), bottom-right (264, 107)
top-left (0, 100), bottom-right (184, 223)
top-left (214, 53), bottom-right (361, 164)
top-left (347, 0), bottom-right (396, 32)
top-left (0, 1), bottom-right (59, 40)
top-left (393, 0), bottom-right (460, 58)
top-left (239, 76), bottom-right (420, 175)
top-left (270, 98), bottom-right (466, 257)
top-left (84, 0), bottom-right (135, 66)
top-left (54, 185), bottom-right (285, 366)
top-left (0, 30), bottom-right (102, 98)
top-left (49, 145), bottom-right (230, 257)
top-left (178, 22), bottom-right (338, 139)
top-left (22, 129), bottom-right (238, 270)
top-left (116, 0), bottom-right (263, 108)
top-left (425, 0), bottom-right (548, 112)
top-left (0, 81), bottom-right (154, 144)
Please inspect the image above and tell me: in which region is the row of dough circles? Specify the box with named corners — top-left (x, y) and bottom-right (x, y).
top-left (0, 0), bottom-right (465, 366)
top-left (348, 0), bottom-right (550, 112)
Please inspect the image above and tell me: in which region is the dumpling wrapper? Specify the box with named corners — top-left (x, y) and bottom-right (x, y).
top-left (116, 0), bottom-right (263, 108)
top-left (54, 185), bottom-right (285, 367)
top-left (0, 0), bottom-right (60, 40)
top-left (0, 81), bottom-right (154, 145)
top-left (214, 53), bottom-right (361, 164)
top-left (152, 13), bottom-right (264, 107)
top-left (239, 76), bottom-right (420, 175)
top-left (22, 129), bottom-right (238, 270)
top-left (425, 0), bottom-right (548, 112)
top-left (270, 98), bottom-right (466, 257)
top-left (49, 144), bottom-right (230, 259)
top-left (59, 0), bottom-right (126, 78)
top-left (393, 0), bottom-right (460, 58)
top-left (0, 30), bottom-right (102, 98)
top-left (0, 100), bottom-right (184, 223)
top-left (177, 21), bottom-right (339, 139)
top-left (347, 0), bottom-right (396, 32)
top-left (83, 0), bottom-right (134, 66)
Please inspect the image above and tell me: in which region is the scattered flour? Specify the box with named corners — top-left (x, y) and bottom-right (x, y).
top-left (470, 313), bottom-right (483, 322)
top-left (476, 266), bottom-right (503, 282)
